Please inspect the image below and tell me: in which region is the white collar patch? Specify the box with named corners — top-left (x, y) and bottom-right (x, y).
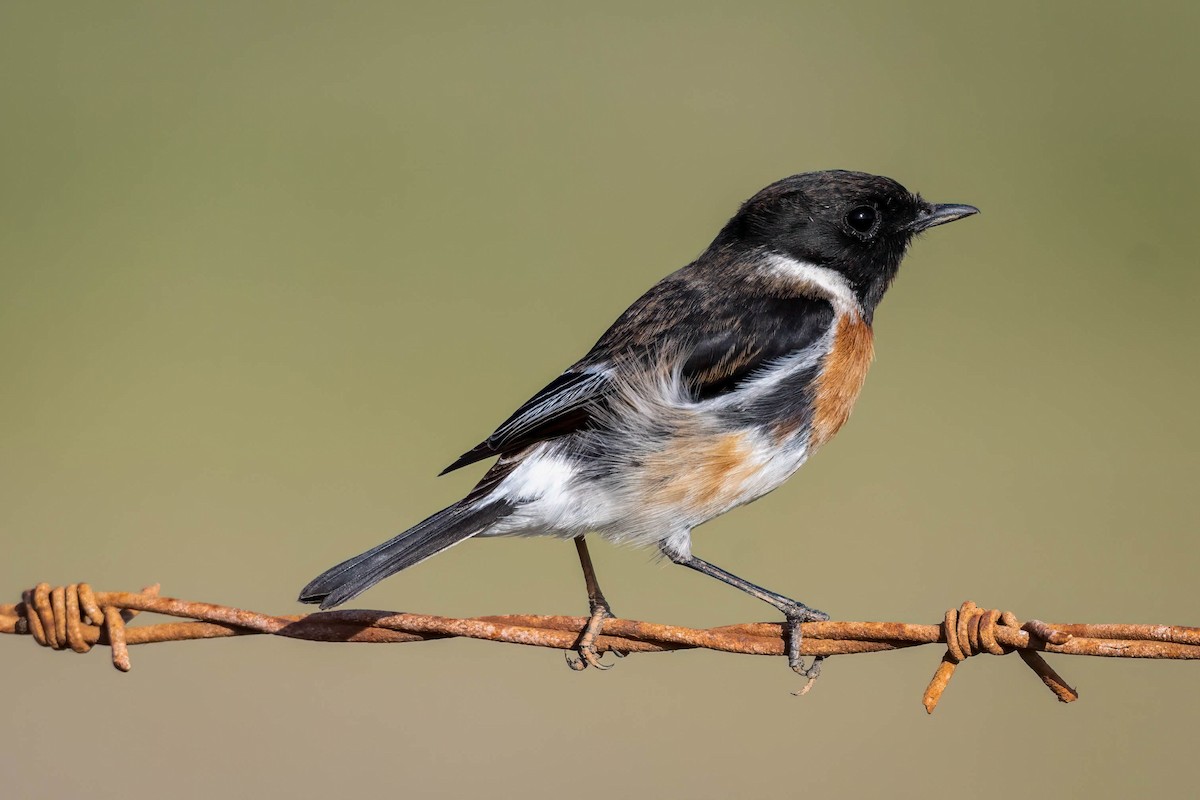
top-left (760, 253), bottom-right (859, 316)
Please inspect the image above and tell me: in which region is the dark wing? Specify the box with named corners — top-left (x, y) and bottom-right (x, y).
top-left (441, 261), bottom-right (837, 474)
top-left (574, 262), bottom-right (838, 401)
top-left (439, 368), bottom-right (613, 474)
top-left (677, 296), bottom-right (836, 401)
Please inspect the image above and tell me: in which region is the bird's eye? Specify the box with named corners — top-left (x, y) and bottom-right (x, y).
top-left (845, 205), bottom-right (878, 235)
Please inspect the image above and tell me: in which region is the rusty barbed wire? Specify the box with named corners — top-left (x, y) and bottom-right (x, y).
top-left (3, 583), bottom-right (1199, 712)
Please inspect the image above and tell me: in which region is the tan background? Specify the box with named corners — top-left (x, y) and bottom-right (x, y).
top-left (3, 3), bottom-right (1198, 798)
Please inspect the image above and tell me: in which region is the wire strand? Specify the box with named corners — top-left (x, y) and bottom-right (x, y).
top-left (4, 583), bottom-right (1199, 712)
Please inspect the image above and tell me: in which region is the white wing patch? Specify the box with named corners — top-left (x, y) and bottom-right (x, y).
top-left (704, 331), bottom-right (835, 410)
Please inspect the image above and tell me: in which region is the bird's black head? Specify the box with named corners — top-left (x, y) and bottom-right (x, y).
top-left (708, 170), bottom-right (978, 319)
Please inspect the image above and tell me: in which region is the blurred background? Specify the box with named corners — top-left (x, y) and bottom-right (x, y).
top-left (2, 2), bottom-right (1198, 798)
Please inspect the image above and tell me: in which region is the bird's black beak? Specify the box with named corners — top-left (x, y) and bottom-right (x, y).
top-left (909, 203), bottom-right (980, 232)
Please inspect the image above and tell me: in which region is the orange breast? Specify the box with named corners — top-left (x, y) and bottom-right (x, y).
top-left (640, 431), bottom-right (761, 514)
top-left (809, 313), bottom-right (875, 450)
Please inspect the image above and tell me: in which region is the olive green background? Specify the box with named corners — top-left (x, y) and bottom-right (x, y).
top-left (2, 3), bottom-right (1198, 798)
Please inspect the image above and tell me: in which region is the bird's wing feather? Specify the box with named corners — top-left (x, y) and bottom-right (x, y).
top-left (439, 368), bottom-right (613, 474)
top-left (441, 268), bottom-right (838, 474)
top-left (676, 293), bottom-right (837, 401)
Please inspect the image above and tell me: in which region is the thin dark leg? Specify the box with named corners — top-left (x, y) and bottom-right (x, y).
top-left (565, 535), bottom-right (617, 671)
top-left (663, 547), bottom-right (828, 680)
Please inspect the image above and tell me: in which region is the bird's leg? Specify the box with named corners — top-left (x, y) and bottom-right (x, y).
top-left (662, 546), bottom-right (828, 681)
top-left (565, 535), bottom-right (618, 671)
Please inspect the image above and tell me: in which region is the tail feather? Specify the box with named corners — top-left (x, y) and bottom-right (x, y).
top-left (298, 500), bottom-right (513, 610)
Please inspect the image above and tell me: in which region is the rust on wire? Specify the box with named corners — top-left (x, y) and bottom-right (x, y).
top-left (3, 584), bottom-right (1199, 713)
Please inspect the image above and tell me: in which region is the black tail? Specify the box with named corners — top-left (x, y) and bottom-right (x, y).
top-left (297, 499), bottom-right (514, 610)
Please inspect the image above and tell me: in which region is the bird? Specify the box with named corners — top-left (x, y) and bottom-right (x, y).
top-left (299, 169), bottom-right (979, 678)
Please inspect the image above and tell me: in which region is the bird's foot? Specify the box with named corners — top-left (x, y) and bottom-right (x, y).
top-left (780, 603), bottom-right (829, 694)
top-left (565, 600), bottom-right (617, 671)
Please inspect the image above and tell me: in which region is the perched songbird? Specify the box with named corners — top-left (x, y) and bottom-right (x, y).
top-left (299, 170), bottom-right (978, 677)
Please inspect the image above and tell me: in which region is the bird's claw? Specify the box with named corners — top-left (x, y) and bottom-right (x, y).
top-left (791, 656), bottom-right (823, 696)
top-left (564, 642), bottom-right (612, 671)
top-left (565, 602), bottom-right (616, 672)
top-left (792, 654), bottom-right (823, 678)
top-left (783, 605), bottom-right (828, 694)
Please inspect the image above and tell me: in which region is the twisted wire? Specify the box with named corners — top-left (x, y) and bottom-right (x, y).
top-left (4, 583), bottom-right (1200, 713)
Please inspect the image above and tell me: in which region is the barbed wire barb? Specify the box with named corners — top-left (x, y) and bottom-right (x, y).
top-left (4, 582), bottom-right (1200, 713)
